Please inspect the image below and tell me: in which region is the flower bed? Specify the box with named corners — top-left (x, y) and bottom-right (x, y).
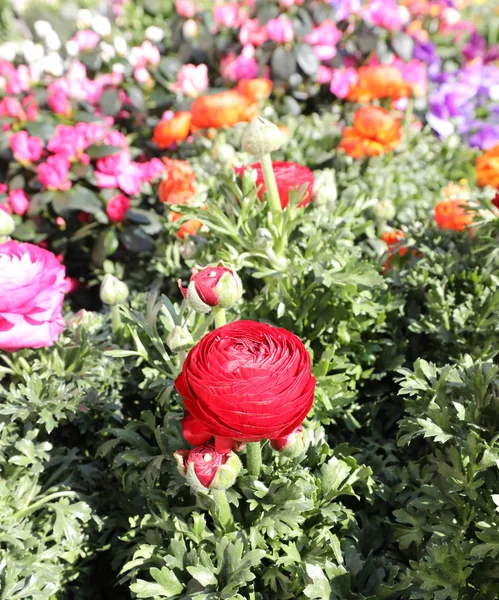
top-left (0, 0), bottom-right (499, 598)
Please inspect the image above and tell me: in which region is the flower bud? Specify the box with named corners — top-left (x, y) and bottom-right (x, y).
top-left (0, 209), bottom-right (15, 237)
top-left (374, 199), bottom-right (396, 222)
top-left (212, 142), bottom-right (236, 165)
top-left (167, 325), bottom-right (194, 351)
top-left (179, 264), bottom-right (242, 313)
top-left (313, 169), bottom-right (337, 206)
top-left (242, 117), bottom-right (283, 158)
top-left (100, 274), bottom-right (129, 306)
top-left (270, 425), bottom-right (307, 457)
top-left (182, 19), bottom-right (199, 40)
top-left (175, 444), bottom-right (242, 491)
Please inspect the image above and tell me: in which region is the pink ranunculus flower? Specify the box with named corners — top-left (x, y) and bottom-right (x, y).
top-left (47, 89), bottom-right (71, 116)
top-left (329, 67), bottom-right (359, 98)
top-left (305, 20), bottom-right (342, 61)
top-left (171, 63), bottom-right (209, 97)
top-left (38, 155), bottom-right (72, 191)
top-left (72, 30), bottom-right (100, 51)
top-left (176, 0), bottom-right (196, 17)
top-left (95, 151), bottom-right (142, 195)
top-left (0, 241), bottom-right (67, 351)
top-left (7, 189), bottom-right (29, 215)
top-left (106, 193), bottom-right (130, 223)
top-left (10, 131), bottom-right (43, 164)
top-left (239, 18), bottom-right (268, 46)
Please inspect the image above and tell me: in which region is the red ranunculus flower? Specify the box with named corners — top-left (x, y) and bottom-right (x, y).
top-left (234, 161), bottom-right (314, 209)
top-left (175, 320), bottom-right (316, 451)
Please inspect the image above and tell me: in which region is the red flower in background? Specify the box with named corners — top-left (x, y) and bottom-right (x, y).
top-left (234, 161), bottom-right (314, 208)
top-left (107, 193), bottom-right (130, 223)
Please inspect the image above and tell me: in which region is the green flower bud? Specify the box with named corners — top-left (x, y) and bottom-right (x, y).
top-left (167, 325), bottom-right (194, 351)
top-left (374, 199), bottom-right (396, 222)
top-left (100, 274), bottom-right (129, 306)
top-left (313, 169), bottom-right (337, 206)
top-left (0, 209), bottom-right (15, 237)
top-left (270, 426), bottom-right (307, 457)
top-left (242, 117), bottom-right (283, 158)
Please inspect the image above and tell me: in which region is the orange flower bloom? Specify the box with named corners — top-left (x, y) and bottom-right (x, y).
top-left (434, 199), bottom-right (475, 231)
top-left (382, 230), bottom-right (408, 257)
top-left (339, 106), bottom-right (402, 158)
top-left (152, 112), bottom-right (191, 149)
top-left (237, 78), bottom-right (273, 101)
top-left (159, 158), bottom-right (196, 205)
top-left (176, 219), bottom-right (203, 239)
top-left (346, 65), bottom-right (412, 104)
top-left (476, 145), bottom-right (499, 190)
top-left (190, 90), bottom-right (257, 130)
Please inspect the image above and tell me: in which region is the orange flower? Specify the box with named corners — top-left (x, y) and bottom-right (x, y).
top-left (176, 219), bottom-right (203, 239)
top-left (159, 158), bottom-right (197, 205)
top-left (476, 145), bottom-right (499, 190)
top-left (434, 199), bottom-right (475, 231)
top-left (237, 78), bottom-right (273, 101)
top-left (190, 90), bottom-right (257, 130)
top-left (152, 112), bottom-right (191, 149)
top-left (339, 106), bottom-right (402, 158)
top-left (346, 65), bottom-right (412, 103)
top-left (382, 230), bottom-right (408, 257)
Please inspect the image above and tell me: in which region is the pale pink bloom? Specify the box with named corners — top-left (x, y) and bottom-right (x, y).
top-left (280, 0), bottom-right (305, 6)
top-left (0, 203), bottom-right (10, 214)
top-left (55, 217), bottom-right (66, 228)
top-left (266, 16), bottom-right (294, 44)
top-left (72, 30), bottom-right (100, 51)
top-left (47, 89), bottom-right (71, 115)
top-left (176, 0), bottom-right (196, 17)
top-left (134, 66), bottom-right (151, 84)
top-left (7, 189), bottom-right (29, 215)
top-left (130, 41), bottom-right (160, 68)
top-left (305, 20), bottom-right (342, 61)
top-left (75, 122), bottom-right (107, 146)
top-left (139, 158), bottom-right (164, 182)
top-left (317, 66), bottom-right (334, 84)
top-left (239, 18), bottom-right (268, 46)
top-left (95, 152), bottom-right (142, 195)
top-left (364, 0), bottom-right (403, 31)
top-left (38, 155), bottom-right (72, 191)
top-left (104, 130), bottom-right (128, 148)
top-left (213, 3), bottom-right (244, 29)
top-left (10, 131), bottom-right (43, 164)
top-left (172, 63), bottom-right (209, 97)
top-left (0, 241), bottom-right (67, 351)
top-left (0, 97), bottom-right (25, 120)
top-left (22, 95), bottom-right (39, 121)
top-left (5, 66), bottom-right (31, 95)
top-left (47, 125), bottom-right (89, 163)
top-left (329, 67), bottom-right (358, 98)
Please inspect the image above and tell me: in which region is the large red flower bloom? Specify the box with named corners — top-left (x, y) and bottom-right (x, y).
top-left (234, 161), bottom-right (314, 208)
top-left (175, 320), bottom-right (315, 449)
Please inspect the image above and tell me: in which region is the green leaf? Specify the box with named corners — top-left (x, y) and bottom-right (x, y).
top-left (186, 565), bottom-right (217, 587)
top-left (100, 89), bottom-right (122, 117)
top-left (120, 227), bottom-right (155, 253)
top-left (271, 47), bottom-right (297, 80)
top-left (294, 43), bottom-right (319, 77)
top-left (304, 563), bottom-right (332, 599)
top-left (86, 144), bottom-right (122, 159)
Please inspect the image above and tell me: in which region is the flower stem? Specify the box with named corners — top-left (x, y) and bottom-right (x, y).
top-left (260, 153), bottom-right (282, 221)
top-left (13, 491), bottom-right (78, 520)
top-left (213, 307), bottom-right (226, 329)
top-left (210, 488), bottom-right (233, 531)
top-left (111, 304), bottom-right (121, 335)
top-left (246, 442), bottom-right (262, 477)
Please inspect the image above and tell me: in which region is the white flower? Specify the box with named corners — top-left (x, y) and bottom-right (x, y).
top-left (112, 63), bottom-right (125, 74)
top-left (145, 26), bottom-right (164, 43)
top-left (77, 8), bottom-right (93, 28)
top-left (23, 41), bottom-right (45, 64)
top-left (45, 30), bottom-right (61, 52)
top-left (34, 20), bottom-right (53, 39)
top-left (92, 15), bottom-right (111, 37)
top-left (66, 40), bottom-right (80, 57)
top-left (43, 53), bottom-right (64, 77)
top-left (114, 36), bottom-right (128, 56)
top-left (490, 85), bottom-right (499, 102)
top-left (0, 42), bottom-right (18, 62)
top-left (100, 41), bottom-right (116, 61)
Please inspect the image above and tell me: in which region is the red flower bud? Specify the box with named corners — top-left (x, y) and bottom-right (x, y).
top-left (174, 443), bottom-right (241, 490)
top-left (270, 425), bottom-right (305, 453)
top-left (179, 264), bottom-right (242, 313)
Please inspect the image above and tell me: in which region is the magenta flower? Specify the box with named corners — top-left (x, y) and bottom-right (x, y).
top-left (106, 193), bottom-right (130, 223)
top-left (47, 90), bottom-right (71, 116)
top-left (266, 16), bottom-right (294, 44)
top-left (95, 152), bottom-right (142, 195)
top-left (47, 125), bottom-right (89, 163)
top-left (72, 30), bottom-right (100, 51)
top-left (305, 21), bottom-right (342, 61)
top-left (7, 189), bottom-right (29, 215)
top-left (239, 18), bottom-right (268, 47)
top-left (171, 63), bottom-right (209, 97)
top-left (38, 156), bottom-right (72, 191)
top-left (330, 68), bottom-right (359, 98)
top-left (365, 0), bottom-right (403, 31)
top-left (10, 131), bottom-right (43, 164)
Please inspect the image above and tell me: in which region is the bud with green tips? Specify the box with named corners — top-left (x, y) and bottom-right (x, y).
top-left (242, 116), bottom-right (283, 158)
top-left (100, 273), bottom-right (129, 306)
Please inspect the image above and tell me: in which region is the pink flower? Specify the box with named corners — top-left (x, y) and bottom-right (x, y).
top-left (171, 63), bottom-right (209, 97)
top-left (22, 95), bottom-right (39, 121)
top-left (48, 90), bottom-right (71, 116)
top-left (0, 183), bottom-right (7, 194)
top-left (134, 66), bottom-right (151, 84)
top-left (176, 0), bottom-right (196, 17)
top-left (10, 131), bottom-right (43, 164)
top-left (305, 21), bottom-right (342, 61)
top-left (138, 158), bottom-right (165, 183)
top-left (104, 130), bottom-right (128, 148)
top-left (266, 16), bottom-right (294, 44)
top-left (47, 125), bottom-right (89, 163)
top-left (280, 0), bottom-right (305, 6)
top-left (221, 45), bottom-right (259, 81)
top-left (317, 66), bottom-right (334, 84)
top-left (75, 122), bottom-right (107, 146)
top-left (95, 151), bottom-right (142, 195)
top-left (106, 193), bottom-right (130, 223)
top-left (72, 30), bottom-right (100, 51)
top-left (130, 41), bottom-right (160, 68)
top-left (7, 189), bottom-right (29, 215)
top-left (392, 58), bottom-right (428, 97)
top-left (0, 97), bottom-right (25, 120)
top-left (330, 67), bottom-right (359, 98)
top-left (365, 0), bottom-right (403, 31)
top-left (214, 3), bottom-right (244, 29)
top-left (0, 241), bottom-right (67, 351)
top-left (239, 18), bottom-right (268, 46)
top-left (38, 156), bottom-right (72, 191)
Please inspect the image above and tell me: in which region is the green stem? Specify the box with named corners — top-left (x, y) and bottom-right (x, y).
top-left (246, 442), bottom-right (262, 477)
top-left (13, 491), bottom-right (78, 520)
top-left (403, 96), bottom-right (414, 137)
top-left (260, 153), bottom-right (282, 221)
top-left (210, 488), bottom-right (233, 531)
top-left (111, 304), bottom-right (121, 335)
top-left (213, 307), bottom-right (226, 329)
